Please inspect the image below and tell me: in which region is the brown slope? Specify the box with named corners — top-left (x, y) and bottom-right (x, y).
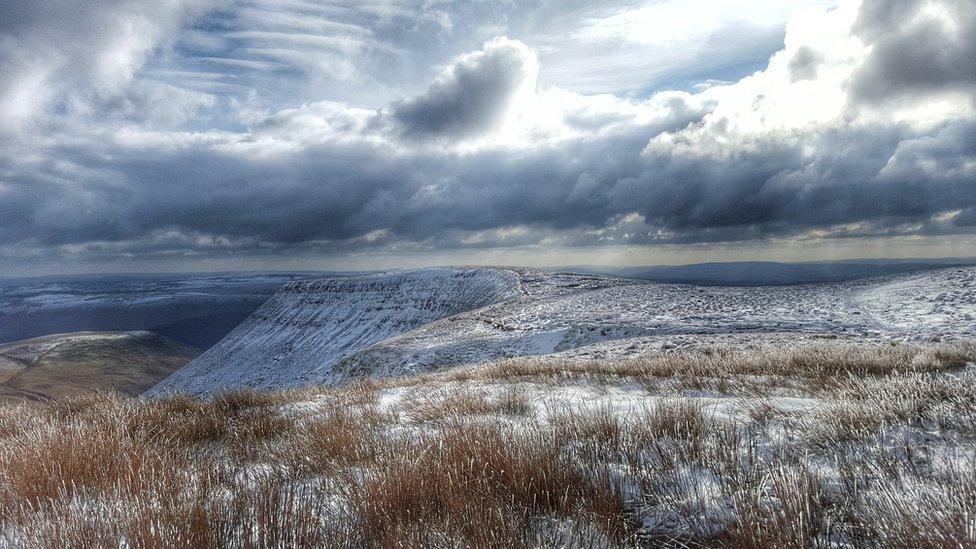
top-left (0, 332), bottom-right (199, 403)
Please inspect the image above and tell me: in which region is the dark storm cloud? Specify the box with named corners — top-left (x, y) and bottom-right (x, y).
top-left (632, 121), bottom-right (976, 239)
top-left (4, 112), bottom-right (975, 257)
top-left (390, 39), bottom-right (535, 139)
top-left (0, 118), bottom-right (647, 249)
top-left (955, 208), bottom-right (976, 227)
top-left (849, 0), bottom-right (976, 104)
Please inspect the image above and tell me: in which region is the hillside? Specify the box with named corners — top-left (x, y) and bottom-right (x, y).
top-left (0, 332), bottom-right (198, 402)
top-left (599, 258), bottom-right (976, 286)
top-left (151, 268), bottom-right (520, 394)
top-left (150, 266), bottom-right (976, 396)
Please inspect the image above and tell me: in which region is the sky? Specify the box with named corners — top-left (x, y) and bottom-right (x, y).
top-left (0, 0), bottom-right (974, 275)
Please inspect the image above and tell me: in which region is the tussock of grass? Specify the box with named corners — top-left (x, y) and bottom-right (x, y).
top-left (0, 339), bottom-right (974, 547)
top-left (404, 385), bottom-right (533, 423)
top-left (439, 340), bottom-right (976, 387)
top-left (350, 424), bottom-right (604, 546)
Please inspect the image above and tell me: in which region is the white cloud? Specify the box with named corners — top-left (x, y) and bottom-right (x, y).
top-left (0, 0), bottom-right (222, 128)
top-left (576, 0), bottom-right (838, 46)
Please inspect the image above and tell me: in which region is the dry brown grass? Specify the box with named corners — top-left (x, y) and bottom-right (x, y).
top-left (279, 407), bottom-right (380, 475)
top-left (430, 340), bottom-right (976, 389)
top-left (1, 339), bottom-right (974, 547)
top-left (351, 424), bottom-right (595, 546)
top-left (403, 384), bottom-right (533, 423)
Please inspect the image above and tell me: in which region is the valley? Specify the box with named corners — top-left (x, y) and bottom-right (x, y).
top-left (0, 332), bottom-right (198, 402)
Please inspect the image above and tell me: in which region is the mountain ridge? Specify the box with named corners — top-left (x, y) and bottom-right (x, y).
top-left (149, 266), bottom-right (976, 396)
top-left (149, 268), bottom-right (521, 395)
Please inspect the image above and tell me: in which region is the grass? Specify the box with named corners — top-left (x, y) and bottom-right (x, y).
top-left (430, 339), bottom-right (976, 388)
top-left (0, 339), bottom-right (974, 547)
top-left (402, 385), bottom-right (533, 422)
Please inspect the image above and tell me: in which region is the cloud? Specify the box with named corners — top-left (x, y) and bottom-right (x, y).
top-left (788, 46), bottom-right (825, 82)
top-left (390, 38), bottom-right (537, 139)
top-left (954, 208), bottom-right (976, 227)
top-left (0, 0), bottom-right (221, 128)
top-left (1, 1), bottom-right (975, 273)
top-left (849, 0), bottom-right (976, 104)
top-left (558, 0), bottom-right (838, 93)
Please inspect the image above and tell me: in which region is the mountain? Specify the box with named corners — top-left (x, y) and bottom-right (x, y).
top-left (150, 266), bottom-right (976, 396)
top-left (150, 268), bottom-right (520, 395)
top-left (0, 331), bottom-right (199, 402)
top-left (576, 258), bottom-right (976, 286)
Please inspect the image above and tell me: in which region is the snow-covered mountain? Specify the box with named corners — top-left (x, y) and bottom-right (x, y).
top-left (150, 268), bottom-right (520, 394)
top-left (150, 266), bottom-right (976, 395)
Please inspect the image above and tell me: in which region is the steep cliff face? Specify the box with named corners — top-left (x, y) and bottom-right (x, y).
top-left (148, 268), bottom-right (520, 395)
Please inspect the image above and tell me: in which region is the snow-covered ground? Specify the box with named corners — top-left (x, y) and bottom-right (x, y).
top-left (151, 266), bottom-right (976, 395)
top-left (852, 267), bottom-right (976, 334)
top-left (151, 268), bottom-right (519, 394)
top-left (3, 339), bottom-right (975, 546)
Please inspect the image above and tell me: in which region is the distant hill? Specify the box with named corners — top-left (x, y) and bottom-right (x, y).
top-left (571, 258), bottom-right (976, 286)
top-left (0, 272), bottom-right (323, 349)
top-left (0, 331), bottom-right (199, 402)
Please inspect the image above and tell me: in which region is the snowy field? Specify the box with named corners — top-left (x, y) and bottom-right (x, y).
top-left (152, 266), bottom-right (976, 395)
top-left (2, 339), bottom-right (975, 546)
